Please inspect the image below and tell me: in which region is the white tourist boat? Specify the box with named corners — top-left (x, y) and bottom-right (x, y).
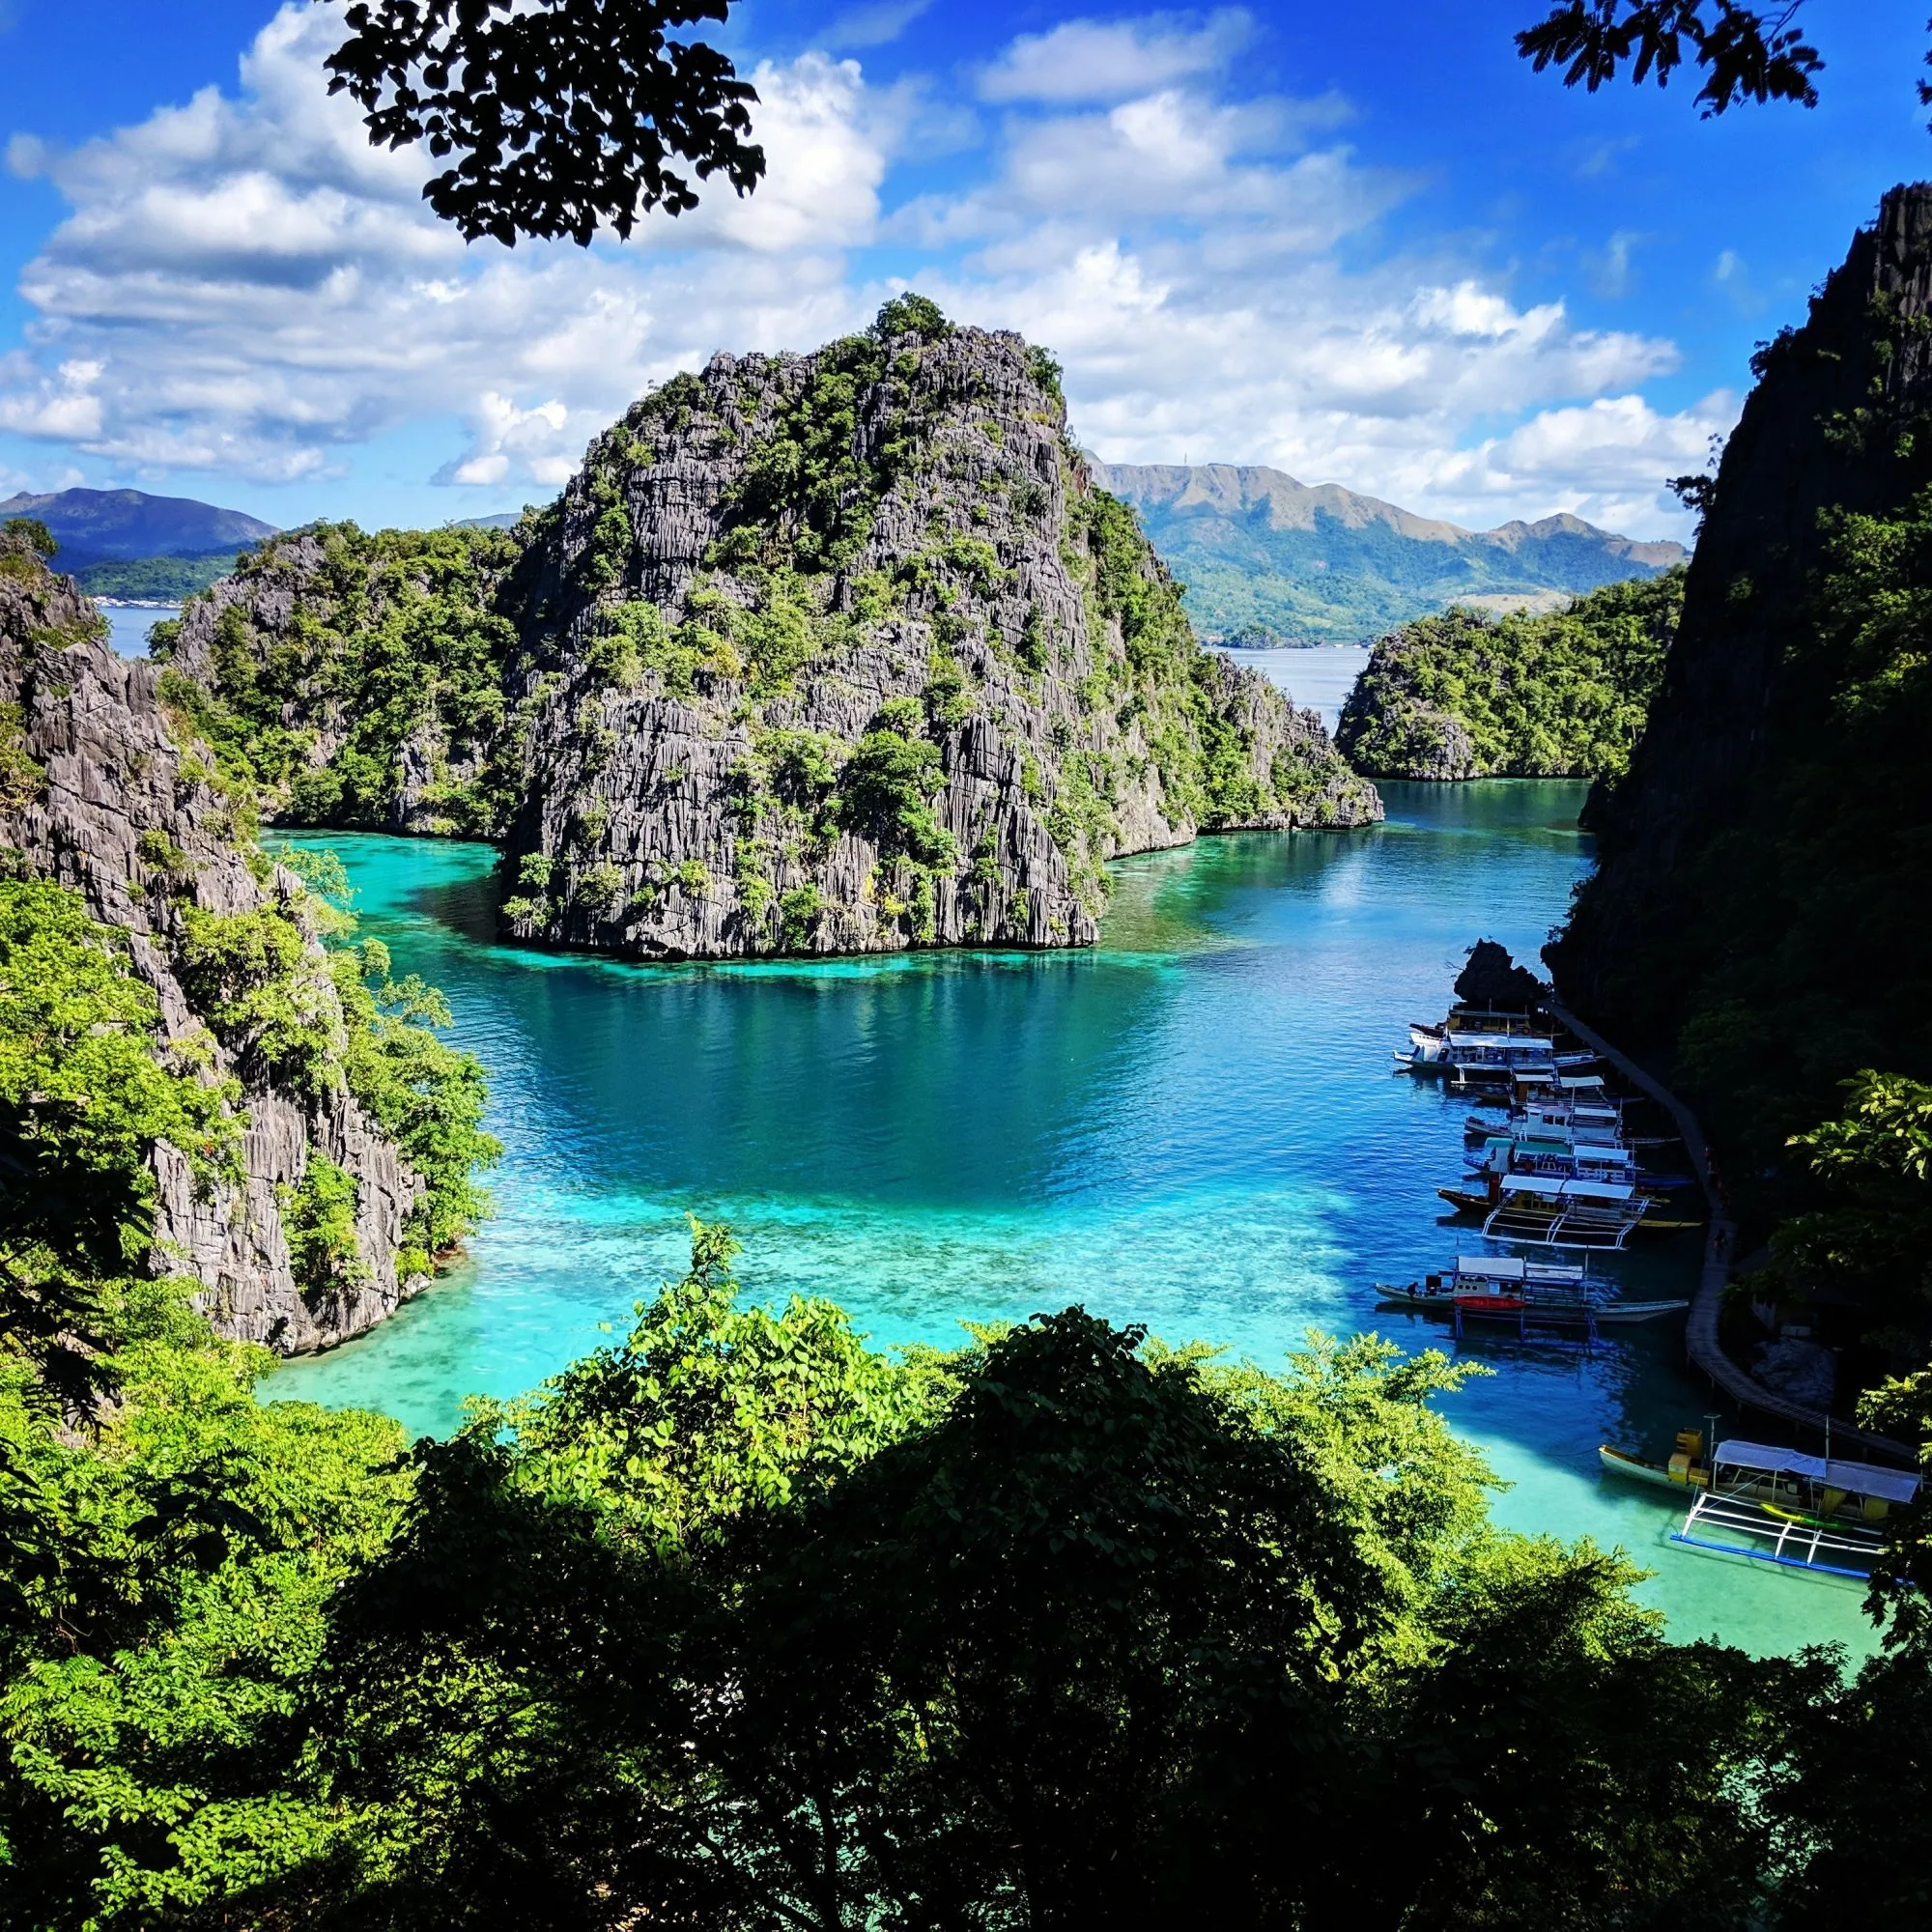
top-left (1375, 1254), bottom-right (1687, 1331)
top-left (1437, 1172), bottom-right (1700, 1246)
top-left (1464, 1133), bottom-right (1641, 1187)
top-left (1671, 1441), bottom-right (1921, 1577)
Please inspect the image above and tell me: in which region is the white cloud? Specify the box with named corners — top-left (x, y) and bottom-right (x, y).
top-left (824, 0), bottom-right (934, 50)
top-left (0, 3), bottom-right (1718, 531)
top-left (0, 355), bottom-right (103, 439)
top-left (0, 4), bottom-right (889, 485)
top-left (979, 10), bottom-right (1253, 104)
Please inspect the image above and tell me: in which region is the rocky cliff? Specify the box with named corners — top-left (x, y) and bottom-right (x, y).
top-left (161, 521), bottom-right (526, 838)
top-left (0, 528), bottom-right (432, 1350)
top-left (1547, 182), bottom-right (1932, 1176)
top-left (160, 306), bottom-right (1378, 961)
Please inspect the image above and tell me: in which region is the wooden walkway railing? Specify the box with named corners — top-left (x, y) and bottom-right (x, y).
top-left (1546, 1000), bottom-right (1912, 1462)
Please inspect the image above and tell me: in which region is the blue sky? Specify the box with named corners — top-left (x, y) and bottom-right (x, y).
top-left (0, 1), bottom-right (1927, 538)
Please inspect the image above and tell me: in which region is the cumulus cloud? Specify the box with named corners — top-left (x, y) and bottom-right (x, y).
top-left (0, 1), bottom-right (1721, 529)
top-left (0, 3), bottom-right (888, 485)
top-left (979, 10), bottom-right (1253, 104)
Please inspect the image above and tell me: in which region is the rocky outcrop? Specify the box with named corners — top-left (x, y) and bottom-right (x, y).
top-left (1335, 574), bottom-right (1680, 784)
top-left (161, 522), bottom-right (526, 838)
top-left (159, 311), bottom-right (1378, 961)
top-left (1548, 184), bottom-right (1932, 1054)
top-left (501, 314), bottom-right (1379, 959)
top-left (0, 533), bottom-right (428, 1350)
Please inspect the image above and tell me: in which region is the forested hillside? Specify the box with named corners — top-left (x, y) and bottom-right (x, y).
top-left (1094, 462), bottom-right (1684, 642)
top-left (1548, 183), bottom-right (1932, 1416)
top-left (5, 1199), bottom-right (1931, 1927)
top-left (1335, 569), bottom-right (1682, 780)
top-left (0, 517), bottom-right (496, 1351)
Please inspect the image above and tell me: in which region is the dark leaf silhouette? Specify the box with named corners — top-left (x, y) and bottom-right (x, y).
top-left (326, 0), bottom-right (765, 246)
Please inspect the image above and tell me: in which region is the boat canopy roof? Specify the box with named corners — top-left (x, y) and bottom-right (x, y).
top-left (1714, 1440), bottom-right (1920, 1505)
top-left (1500, 1175), bottom-right (1636, 1204)
top-left (1556, 1074), bottom-right (1606, 1091)
top-left (1447, 1031), bottom-right (1555, 1050)
top-left (1454, 1255), bottom-right (1585, 1286)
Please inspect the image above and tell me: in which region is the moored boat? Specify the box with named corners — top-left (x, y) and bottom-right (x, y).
top-left (1375, 1255), bottom-right (1688, 1329)
top-left (1671, 1441), bottom-right (1920, 1577)
top-left (1598, 1432), bottom-right (1712, 1492)
top-left (1438, 1172), bottom-right (1701, 1246)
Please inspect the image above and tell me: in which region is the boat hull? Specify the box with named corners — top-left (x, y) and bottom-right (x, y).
top-left (1598, 1444), bottom-right (1708, 1491)
top-left (1377, 1291), bottom-right (1689, 1326)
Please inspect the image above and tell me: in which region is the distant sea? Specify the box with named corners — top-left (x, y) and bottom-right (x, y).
top-left (1219, 643), bottom-right (1369, 729)
top-left (99, 605), bottom-right (180, 657)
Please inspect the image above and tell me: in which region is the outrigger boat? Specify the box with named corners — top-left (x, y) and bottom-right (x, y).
top-left (1465, 1097), bottom-right (1630, 1141)
top-left (1376, 1254), bottom-right (1687, 1333)
top-left (1464, 1134), bottom-right (1642, 1187)
top-left (1437, 1172), bottom-right (1701, 1248)
top-left (1396, 1028), bottom-right (1599, 1087)
top-left (1463, 1133), bottom-right (1696, 1192)
top-left (1669, 1440), bottom-right (1920, 1577)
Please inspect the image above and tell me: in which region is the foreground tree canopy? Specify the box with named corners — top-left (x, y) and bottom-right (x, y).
top-left (325, 0), bottom-right (765, 245)
top-left (1518, 3), bottom-right (1825, 115)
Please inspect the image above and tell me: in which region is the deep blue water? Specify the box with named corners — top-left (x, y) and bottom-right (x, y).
top-left (269, 784), bottom-right (1877, 1656)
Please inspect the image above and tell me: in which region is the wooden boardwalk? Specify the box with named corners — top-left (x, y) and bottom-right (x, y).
top-left (1546, 1000), bottom-right (1912, 1462)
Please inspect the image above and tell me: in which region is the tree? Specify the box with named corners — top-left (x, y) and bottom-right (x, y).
top-left (1518, 2), bottom-right (1826, 115)
top-left (326, 0), bottom-right (765, 246)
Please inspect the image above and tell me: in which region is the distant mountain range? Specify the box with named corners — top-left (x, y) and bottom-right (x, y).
top-left (1091, 463), bottom-right (1686, 644)
top-left (0, 487), bottom-right (281, 602)
top-left (0, 487), bottom-right (277, 567)
top-left (0, 478), bottom-right (1685, 638)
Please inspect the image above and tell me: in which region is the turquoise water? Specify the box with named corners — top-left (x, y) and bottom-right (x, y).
top-left (269, 783), bottom-right (1879, 1658)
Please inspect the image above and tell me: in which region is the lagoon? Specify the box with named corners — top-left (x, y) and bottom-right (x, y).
top-left (270, 783), bottom-right (1877, 1659)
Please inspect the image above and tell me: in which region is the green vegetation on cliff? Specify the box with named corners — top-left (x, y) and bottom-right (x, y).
top-left (1546, 188), bottom-right (1932, 1427)
top-left (1335, 568), bottom-right (1682, 780)
top-left (152, 523), bottom-right (527, 836)
top-left (75, 554), bottom-right (242, 602)
top-left (7, 1209), bottom-right (1932, 1927)
top-left (165, 305), bottom-right (1374, 964)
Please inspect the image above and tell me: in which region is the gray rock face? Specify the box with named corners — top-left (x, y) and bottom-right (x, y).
top-left (0, 548), bottom-right (426, 1351)
top-left (503, 322), bottom-right (1380, 959)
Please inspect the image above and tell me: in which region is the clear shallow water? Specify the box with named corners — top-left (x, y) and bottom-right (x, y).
top-left (269, 784), bottom-right (1878, 1658)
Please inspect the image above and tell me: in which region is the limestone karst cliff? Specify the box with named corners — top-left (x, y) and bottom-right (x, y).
top-left (160, 304), bottom-right (1379, 961)
top-left (0, 526), bottom-right (480, 1350)
top-left (1547, 182), bottom-right (1932, 1177)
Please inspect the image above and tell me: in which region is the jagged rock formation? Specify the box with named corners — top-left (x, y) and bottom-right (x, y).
top-left (159, 306), bottom-right (1380, 961)
top-left (162, 522), bottom-right (526, 837)
top-left (1455, 940), bottom-right (1542, 1013)
top-left (502, 314), bottom-right (1378, 957)
top-left (0, 532), bottom-right (428, 1350)
top-left (1547, 182), bottom-right (1932, 1181)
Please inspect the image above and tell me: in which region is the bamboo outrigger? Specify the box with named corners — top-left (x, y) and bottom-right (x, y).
top-left (1437, 1172), bottom-right (1702, 1248)
top-left (1670, 1440), bottom-right (1920, 1577)
top-left (1376, 1255), bottom-right (1688, 1339)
